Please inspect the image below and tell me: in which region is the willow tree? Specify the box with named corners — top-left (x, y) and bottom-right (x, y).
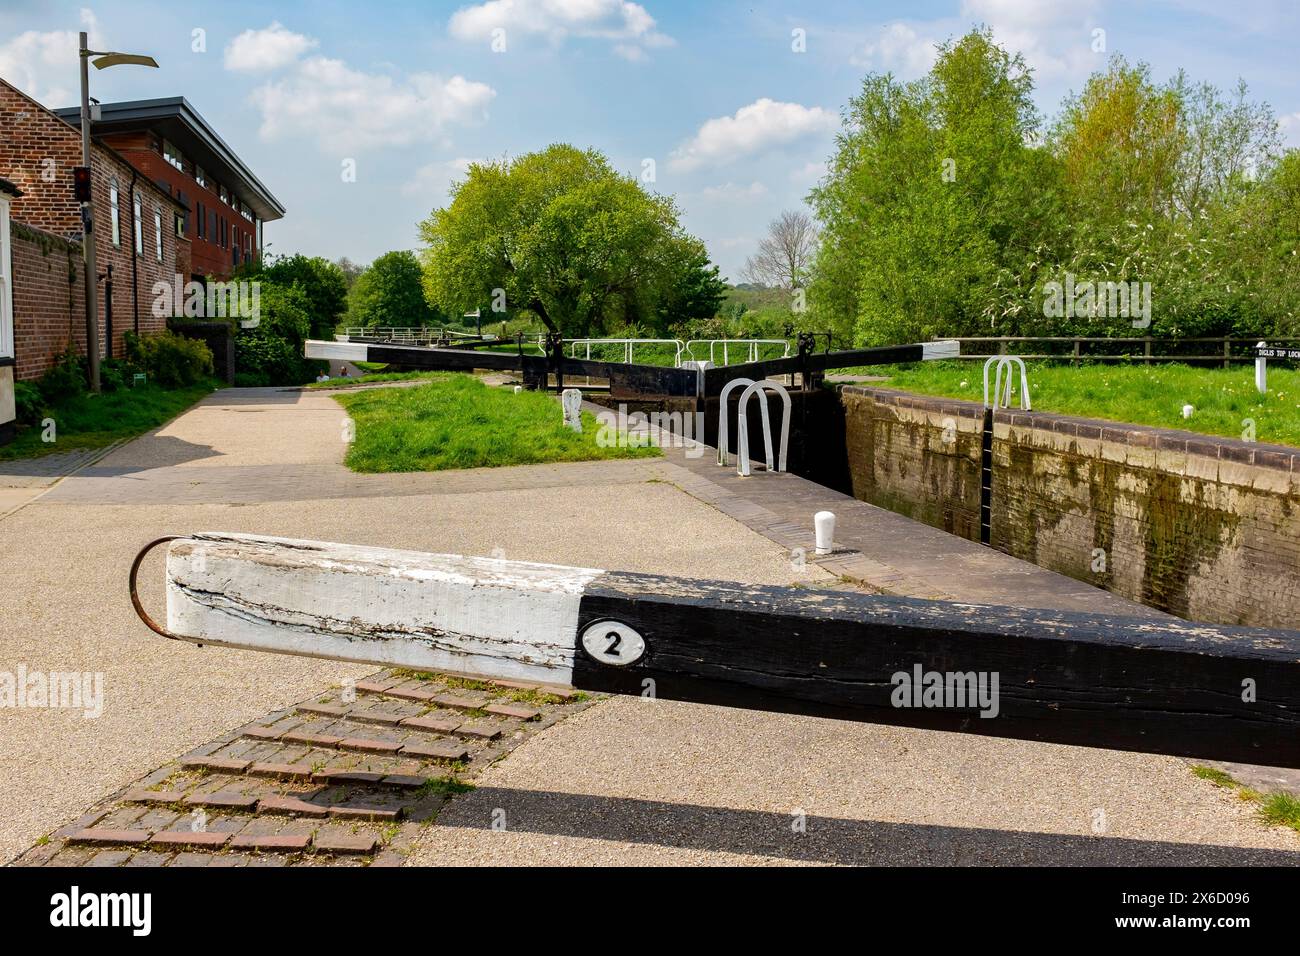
top-left (418, 144), bottom-right (723, 337)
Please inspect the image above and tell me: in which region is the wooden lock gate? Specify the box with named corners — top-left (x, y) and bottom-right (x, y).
top-left (131, 533), bottom-right (1300, 769)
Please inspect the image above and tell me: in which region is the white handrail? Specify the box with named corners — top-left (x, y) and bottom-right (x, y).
top-left (566, 338), bottom-right (687, 366)
top-left (735, 380), bottom-right (792, 476)
top-left (684, 339), bottom-right (791, 367)
top-left (982, 356), bottom-right (1031, 410)
top-left (717, 377), bottom-right (754, 466)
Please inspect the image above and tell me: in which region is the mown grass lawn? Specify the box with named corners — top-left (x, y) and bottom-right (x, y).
top-left (855, 361), bottom-right (1300, 448)
top-left (334, 373), bottom-right (662, 472)
top-left (0, 381), bottom-right (217, 461)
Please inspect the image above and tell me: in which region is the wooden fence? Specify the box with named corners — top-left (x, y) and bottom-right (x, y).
top-left (936, 336), bottom-right (1300, 367)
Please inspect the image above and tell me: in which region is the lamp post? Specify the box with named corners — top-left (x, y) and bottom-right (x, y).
top-left (78, 31), bottom-right (157, 392)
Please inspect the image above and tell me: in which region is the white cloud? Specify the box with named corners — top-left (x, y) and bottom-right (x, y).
top-left (402, 157), bottom-right (479, 197)
top-left (449, 0), bottom-right (673, 57)
top-left (224, 22), bottom-right (318, 72)
top-left (669, 99), bottom-right (837, 172)
top-left (700, 181), bottom-right (768, 201)
top-left (1280, 112), bottom-right (1300, 147)
top-left (249, 57), bottom-right (495, 152)
top-left (0, 8), bottom-right (100, 107)
top-left (960, 0), bottom-right (1102, 83)
top-left (852, 23), bottom-right (939, 77)
top-left (790, 160), bottom-right (828, 184)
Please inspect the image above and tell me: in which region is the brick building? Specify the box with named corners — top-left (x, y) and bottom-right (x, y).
top-left (0, 77), bottom-right (186, 386)
top-left (54, 97), bottom-right (285, 282)
top-left (0, 80), bottom-right (285, 443)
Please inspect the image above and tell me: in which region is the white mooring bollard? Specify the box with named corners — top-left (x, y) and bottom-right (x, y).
top-left (1182, 404), bottom-right (1194, 420)
top-left (1256, 341), bottom-right (1268, 395)
top-left (514, 385), bottom-right (523, 394)
top-left (561, 388), bottom-right (583, 432)
top-left (814, 511), bottom-right (836, 555)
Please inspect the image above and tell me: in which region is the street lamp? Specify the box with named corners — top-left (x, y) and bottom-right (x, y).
top-left (78, 31), bottom-right (158, 392)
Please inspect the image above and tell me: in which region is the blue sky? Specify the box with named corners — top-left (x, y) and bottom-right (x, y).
top-left (3, 0), bottom-right (1297, 281)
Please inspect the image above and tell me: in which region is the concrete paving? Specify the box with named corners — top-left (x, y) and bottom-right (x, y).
top-left (0, 385), bottom-right (823, 864)
top-left (2, 380), bottom-right (1296, 866)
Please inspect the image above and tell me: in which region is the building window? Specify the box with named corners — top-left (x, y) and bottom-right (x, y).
top-left (110, 180), bottom-right (121, 246)
top-left (0, 194), bottom-right (13, 361)
top-left (175, 212), bottom-right (185, 238)
top-left (154, 206), bottom-right (163, 262)
top-left (133, 193), bottom-right (143, 256)
top-left (195, 166), bottom-right (206, 188)
top-left (210, 210), bottom-right (217, 243)
top-left (163, 140), bottom-right (184, 171)
top-left (219, 184), bottom-right (228, 205)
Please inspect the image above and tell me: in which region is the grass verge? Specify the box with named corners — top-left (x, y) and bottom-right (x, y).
top-left (847, 361), bottom-right (1300, 447)
top-left (1191, 765), bottom-right (1300, 834)
top-left (0, 381), bottom-right (216, 461)
top-left (334, 372), bottom-right (661, 472)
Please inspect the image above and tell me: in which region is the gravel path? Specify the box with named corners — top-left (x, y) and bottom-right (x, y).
top-left (409, 697), bottom-right (1300, 866)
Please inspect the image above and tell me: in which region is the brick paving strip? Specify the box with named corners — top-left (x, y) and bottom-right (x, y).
top-left (12, 671), bottom-right (594, 867)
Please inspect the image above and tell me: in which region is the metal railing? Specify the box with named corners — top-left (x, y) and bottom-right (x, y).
top-left (983, 356), bottom-right (1031, 411)
top-left (339, 327), bottom-right (487, 345)
top-left (684, 339), bottom-right (792, 367)
top-left (568, 338), bottom-right (686, 366)
top-left (936, 336), bottom-right (1300, 367)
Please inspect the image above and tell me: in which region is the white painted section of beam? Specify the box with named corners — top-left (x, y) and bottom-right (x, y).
top-left (922, 340), bottom-right (960, 360)
top-left (165, 532), bottom-right (604, 685)
top-left (305, 340), bottom-right (370, 361)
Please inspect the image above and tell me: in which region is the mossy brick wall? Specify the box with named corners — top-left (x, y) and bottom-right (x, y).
top-left (839, 385), bottom-right (1300, 628)
top-left (841, 386), bottom-right (983, 541)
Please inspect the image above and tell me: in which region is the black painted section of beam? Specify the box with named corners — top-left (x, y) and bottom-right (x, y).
top-left (352, 342), bottom-right (701, 398)
top-left (572, 572), bottom-right (1300, 767)
top-left (701, 344), bottom-right (927, 395)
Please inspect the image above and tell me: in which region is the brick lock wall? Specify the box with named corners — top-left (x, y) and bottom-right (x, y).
top-left (841, 387), bottom-right (984, 541)
top-left (840, 385), bottom-right (1300, 628)
top-left (1, 78), bottom-right (190, 380)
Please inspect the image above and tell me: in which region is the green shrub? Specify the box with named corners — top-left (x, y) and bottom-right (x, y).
top-left (233, 282), bottom-right (323, 386)
top-left (14, 381), bottom-right (43, 426)
top-left (37, 345), bottom-right (86, 404)
top-left (99, 357), bottom-right (131, 393)
top-left (126, 330), bottom-right (213, 388)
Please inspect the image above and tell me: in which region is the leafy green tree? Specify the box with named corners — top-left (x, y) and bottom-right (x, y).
top-left (419, 144), bottom-right (723, 336)
top-left (809, 29), bottom-right (1060, 345)
top-left (651, 237), bottom-right (726, 330)
top-left (234, 283), bottom-right (322, 386)
top-left (1048, 58), bottom-right (1283, 336)
top-left (239, 253), bottom-right (348, 339)
top-left (347, 251), bottom-right (440, 329)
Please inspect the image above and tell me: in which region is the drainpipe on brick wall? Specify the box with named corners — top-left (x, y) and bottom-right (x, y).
top-left (129, 168), bottom-right (139, 338)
